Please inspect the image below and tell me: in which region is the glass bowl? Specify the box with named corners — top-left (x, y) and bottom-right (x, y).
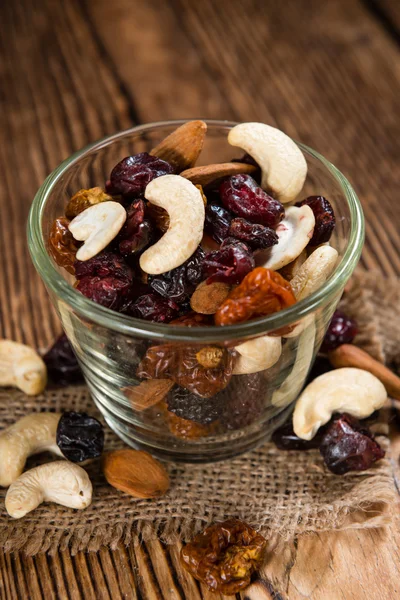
top-left (28, 120), bottom-right (364, 462)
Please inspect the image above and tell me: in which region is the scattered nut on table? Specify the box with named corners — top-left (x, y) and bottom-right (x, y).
top-left (140, 175), bottom-right (205, 275)
top-left (69, 201), bottom-right (127, 261)
top-left (0, 340), bottom-right (47, 395)
top-left (293, 367), bottom-right (387, 440)
top-left (228, 122), bottom-right (307, 203)
top-left (5, 461), bottom-right (93, 519)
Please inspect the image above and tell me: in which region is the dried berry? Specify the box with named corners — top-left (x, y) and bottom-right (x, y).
top-left (148, 247), bottom-right (205, 304)
top-left (272, 420), bottom-right (325, 450)
top-left (75, 252), bottom-right (132, 281)
top-left (65, 187), bottom-right (113, 220)
top-left (167, 387), bottom-right (222, 424)
top-left (220, 373), bottom-right (265, 430)
top-left (43, 334), bottom-right (84, 387)
top-left (204, 203), bottom-right (233, 244)
top-left (130, 293), bottom-right (179, 323)
top-left (109, 152), bottom-right (174, 198)
top-left (321, 310), bottom-right (357, 352)
top-left (228, 217), bottom-right (278, 250)
top-left (117, 200), bottom-right (153, 256)
top-left (203, 240), bottom-right (255, 285)
top-left (219, 174), bottom-right (284, 228)
top-left (49, 217), bottom-right (79, 274)
top-left (56, 411), bottom-right (104, 462)
top-left (297, 196), bottom-right (335, 246)
top-left (181, 519), bottom-right (267, 595)
top-left (215, 267), bottom-right (296, 326)
top-left (319, 413), bottom-right (385, 474)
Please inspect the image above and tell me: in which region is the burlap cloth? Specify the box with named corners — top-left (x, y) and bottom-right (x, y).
top-left (0, 271), bottom-right (399, 556)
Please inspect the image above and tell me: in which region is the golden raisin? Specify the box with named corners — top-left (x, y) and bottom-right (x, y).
top-left (65, 187), bottom-right (112, 219)
top-left (48, 216), bottom-right (79, 274)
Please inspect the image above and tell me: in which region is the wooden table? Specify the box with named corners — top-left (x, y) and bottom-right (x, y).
top-left (1, 0), bottom-right (400, 597)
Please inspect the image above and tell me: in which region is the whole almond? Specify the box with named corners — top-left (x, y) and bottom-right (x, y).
top-left (150, 120), bottom-right (207, 172)
top-left (329, 344), bottom-right (400, 400)
top-left (190, 280), bottom-right (231, 314)
top-left (180, 162), bottom-right (257, 187)
top-left (103, 449), bottom-right (170, 498)
top-left (123, 379), bottom-right (174, 411)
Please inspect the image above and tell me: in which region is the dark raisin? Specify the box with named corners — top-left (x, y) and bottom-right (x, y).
top-left (43, 334), bottom-right (84, 386)
top-left (56, 411), bottom-right (104, 462)
top-left (109, 153), bottom-right (174, 198)
top-left (117, 200), bottom-right (154, 256)
top-left (296, 196), bottom-right (336, 246)
top-left (203, 239), bottom-right (254, 285)
top-left (305, 356), bottom-right (333, 385)
top-left (148, 247), bottom-right (205, 304)
top-left (204, 203), bottom-right (233, 244)
top-left (321, 311), bottom-right (357, 352)
top-left (75, 252), bottom-right (132, 281)
top-left (319, 413), bottom-right (385, 474)
top-left (130, 293), bottom-right (179, 323)
top-left (228, 217), bottom-right (278, 250)
top-left (272, 420), bottom-right (325, 450)
top-left (167, 386), bottom-right (222, 425)
top-left (219, 174), bottom-right (285, 228)
top-left (220, 373), bottom-right (264, 430)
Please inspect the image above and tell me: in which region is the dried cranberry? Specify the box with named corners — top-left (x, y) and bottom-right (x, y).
top-left (296, 196), bottom-right (335, 246)
top-left (56, 411), bottom-right (104, 462)
top-left (203, 240), bottom-right (254, 285)
top-left (75, 252), bottom-right (131, 281)
top-left (228, 218), bottom-right (278, 250)
top-left (130, 293), bottom-right (179, 323)
top-left (43, 334), bottom-right (84, 386)
top-left (321, 311), bottom-right (357, 352)
top-left (117, 200), bottom-right (154, 256)
top-left (148, 247), bottom-right (205, 304)
top-left (219, 174), bottom-right (284, 228)
top-left (204, 203), bottom-right (233, 244)
top-left (272, 420), bottom-right (325, 450)
top-left (109, 152), bottom-right (174, 198)
top-left (320, 413), bottom-right (385, 474)
top-left (77, 276), bottom-right (133, 311)
top-left (167, 387), bottom-right (222, 425)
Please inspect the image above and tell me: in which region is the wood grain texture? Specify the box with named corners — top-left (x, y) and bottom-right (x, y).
top-left (1, 0), bottom-right (400, 597)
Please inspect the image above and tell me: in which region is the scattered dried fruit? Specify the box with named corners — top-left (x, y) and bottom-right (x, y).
top-left (204, 203), bottom-right (233, 244)
top-left (103, 449), bottom-right (170, 498)
top-left (43, 334), bottom-right (84, 386)
top-left (321, 311), bottom-right (357, 352)
top-left (49, 217), bottom-right (79, 274)
top-left (181, 519), bottom-right (267, 594)
top-left (56, 411), bottom-right (104, 463)
top-left (166, 409), bottom-right (214, 440)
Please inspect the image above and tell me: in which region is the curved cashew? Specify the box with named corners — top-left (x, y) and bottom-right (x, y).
top-left (290, 246), bottom-right (338, 300)
top-left (0, 340), bottom-right (47, 395)
top-left (293, 368), bottom-right (387, 441)
top-left (271, 320), bottom-right (316, 407)
top-left (278, 250), bottom-right (307, 282)
top-left (69, 201), bottom-right (126, 261)
top-left (256, 206), bottom-right (315, 271)
top-left (0, 413), bottom-right (62, 487)
top-left (234, 336), bottom-right (282, 375)
top-left (228, 122), bottom-right (307, 203)
top-left (140, 175), bottom-right (205, 275)
top-left (5, 461), bottom-right (92, 519)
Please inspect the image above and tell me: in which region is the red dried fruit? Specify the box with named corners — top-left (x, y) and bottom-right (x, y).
top-left (319, 413), bottom-right (385, 474)
top-left (75, 252), bottom-right (132, 281)
top-left (228, 217), bottom-right (278, 250)
top-left (49, 217), bottom-right (79, 274)
top-left (204, 203), bottom-right (233, 244)
top-left (117, 199), bottom-right (153, 256)
top-left (148, 247), bottom-right (205, 304)
top-left (321, 310), bottom-right (357, 352)
top-left (219, 174), bottom-right (284, 228)
top-left (181, 519), bottom-right (267, 595)
top-left (109, 152), bottom-right (174, 198)
top-left (203, 240), bottom-right (254, 285)
top-left (215, 267), bottom-right (296, 326)
top-left (130, 293), bottom-right (179, 323)
top-left (297, 196), bottom-right (335, 246)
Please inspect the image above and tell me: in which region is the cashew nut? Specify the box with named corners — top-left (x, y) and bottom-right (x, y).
top-left (293, 368), bottom-right (387, 440)
top-left (140, 175), bottom-right (205, 275)
top-left (228, 122), bottom-right (307, 203)
top-left (5, 461), bottom-right (92, 519)
top-left (0, 340), bottom-right (47, 395)
top-left (271, 320), bottom-right (316, 407)
top-left (256, 206), bottom-right (315, 271)
top-left (69, 201), bottom-right (126, 261)
top-left (234, 336), bottom-right (282, 375)
top-left (0, 413), bottom-right (63, 487)
top-left (290, 246), bottom-right (338, 300)
top-left (278, 250), bottom-right (307, 281)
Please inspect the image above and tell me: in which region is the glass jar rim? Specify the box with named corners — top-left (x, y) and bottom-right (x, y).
top-left (28, 119), bottom-right (364, 343)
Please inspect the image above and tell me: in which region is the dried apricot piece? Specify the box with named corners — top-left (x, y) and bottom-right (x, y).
top-left (49, 216), bottom-right (79, 274)
top-left (215, 267), bottom-right (296, 326)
